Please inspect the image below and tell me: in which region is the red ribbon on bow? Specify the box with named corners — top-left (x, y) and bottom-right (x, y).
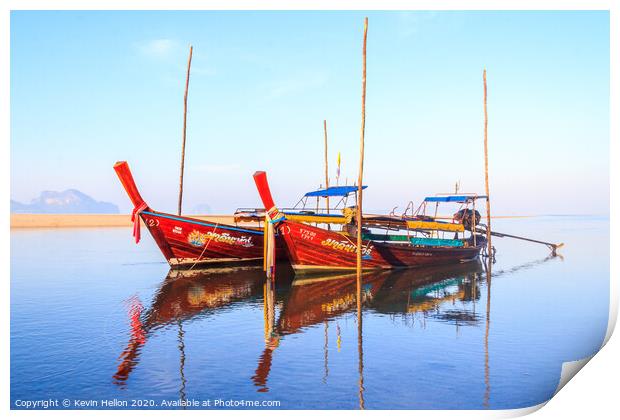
top-left (131, 202), bottom-right (148, 244)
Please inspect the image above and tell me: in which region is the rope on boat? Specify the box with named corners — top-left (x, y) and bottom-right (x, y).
top-left (188, 222), bottom-right (219, 270)
top-left (131, 202), bottom-right (148, 243)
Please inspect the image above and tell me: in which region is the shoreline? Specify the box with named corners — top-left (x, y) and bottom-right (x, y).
top-left (10, 213), bottom-right (534, 229)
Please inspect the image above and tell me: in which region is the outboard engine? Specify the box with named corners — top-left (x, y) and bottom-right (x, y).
top-left (453, 209), bottom-right (481, 230)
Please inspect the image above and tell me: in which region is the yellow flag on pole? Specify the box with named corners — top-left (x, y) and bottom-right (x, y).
top-left (336, 152), bottom-right (341, 184)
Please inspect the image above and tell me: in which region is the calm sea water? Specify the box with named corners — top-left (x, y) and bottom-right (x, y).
top-left (10, 216), bottom-right (609, 410)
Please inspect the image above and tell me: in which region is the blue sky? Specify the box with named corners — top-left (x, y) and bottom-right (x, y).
top-left (10, 10), bottom-right (609, 215)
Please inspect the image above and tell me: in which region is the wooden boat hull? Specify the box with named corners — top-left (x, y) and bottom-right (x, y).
top-left (139, 210), bottom-right (270, 267)
top-left (277, 220), bottom-right (482, 273)
top-left (114, 161), bottom-right (284, 268)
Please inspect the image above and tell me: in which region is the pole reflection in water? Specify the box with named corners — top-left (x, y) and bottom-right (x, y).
top-left (177, 320), bottom-right (187, 405)
top-left (484, 260), bottom-right (492, 409)
top-left (337, 323), bottom-right (342, 352)
top-left (253, 278), bottom-right (278, 393)
top-left (357, 277), bottom-right (365, 410)
top-left (323, 320), bottom-right (329, 384)
top-left (479, 251), bottom-right (559, 408)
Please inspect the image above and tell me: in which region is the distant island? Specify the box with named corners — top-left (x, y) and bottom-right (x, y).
top-left (11, 189), bottom-right (119, 214)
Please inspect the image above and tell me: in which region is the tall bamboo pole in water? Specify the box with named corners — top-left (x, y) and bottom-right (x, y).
top-left (177, 45), bottom-right (193, 216)
top-left (356, 18), bottom-right (368, 307)
top-left (323, 120), bottom-right (330, 212)
top-left (483, 74), bottom-right (493, 403)
top-left (483, 69), bottom-right (492, 255)
top-left (356, 19), bottom-right (368, 410)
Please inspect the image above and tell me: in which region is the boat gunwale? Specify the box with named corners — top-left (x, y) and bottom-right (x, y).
top-left (142, 210), bottom-right (264, 236)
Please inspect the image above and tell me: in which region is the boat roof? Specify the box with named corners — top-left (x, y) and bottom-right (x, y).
top-left (304, 185), bottom-right (367, 198)
top-left (424, 195), bottom-right (487, 203)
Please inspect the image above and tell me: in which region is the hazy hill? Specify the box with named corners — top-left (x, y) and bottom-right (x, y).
top-left (11, 189), bottom-right (119, 214)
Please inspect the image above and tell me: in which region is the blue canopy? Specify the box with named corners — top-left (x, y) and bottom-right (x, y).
top-left (304, 185), bottom-right (367, 197)
top-left (424, 195), bottom-right (487, 203)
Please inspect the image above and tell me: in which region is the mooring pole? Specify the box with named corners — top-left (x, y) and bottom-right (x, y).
top-left (356, 22), bottom-right (368, 409)
top-left (356, 18), bottom-right (368, 314)
top-left (483, 69), bottom-right (492, 256)
top-left (177, 45), bottom-right (193, 216)
top-left (324, 120), bottom-right (330, 213)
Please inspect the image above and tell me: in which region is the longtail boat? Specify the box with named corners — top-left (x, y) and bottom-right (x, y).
top-left (252, 171), bottom-right (485, 274)
top-left (114, 161), bottom-right (283, 268)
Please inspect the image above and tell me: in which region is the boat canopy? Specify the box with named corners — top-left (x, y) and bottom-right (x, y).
top-left (304, 185), bottom-right (367, 198)
top-left (424, 195), bottom-right (487, 203)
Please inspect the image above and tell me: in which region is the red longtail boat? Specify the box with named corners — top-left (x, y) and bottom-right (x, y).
top-left (114, 161), bottom-right (280, 268)
top-left (252, 171), bottom-right (484, 274)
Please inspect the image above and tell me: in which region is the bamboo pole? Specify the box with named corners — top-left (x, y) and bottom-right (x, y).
top-left (356, 18), bottom-right (368, 312)
top-left (483, 69), bottom-right (492, 256)
top-left (177, 45), bottom-right (193, 216)
top-left (324, 120), bottom-right (330, 213)
top-left (483, 70), bottom-right (492, 398)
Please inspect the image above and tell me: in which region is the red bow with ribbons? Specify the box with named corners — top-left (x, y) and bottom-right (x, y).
top-left (131, 202), bottom-right (148, 243)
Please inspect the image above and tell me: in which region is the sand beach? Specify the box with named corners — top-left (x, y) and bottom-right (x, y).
top-left (10, 213), bottom-right (531, 229)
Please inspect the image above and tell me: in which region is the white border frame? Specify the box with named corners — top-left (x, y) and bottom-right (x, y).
top-left (2, 2), bottom-right (616, 419)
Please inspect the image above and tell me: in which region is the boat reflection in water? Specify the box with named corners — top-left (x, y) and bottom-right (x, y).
top-left (252, 270), bottom-right (390, 393)
top-left (114, 255), bottom-right (558, 407)
top-left (113, 266), bottom-right (275, 386)
top-left (253, 261), bottom-right (485, 399)
top-left (370, 261), bottom-right (484, 328)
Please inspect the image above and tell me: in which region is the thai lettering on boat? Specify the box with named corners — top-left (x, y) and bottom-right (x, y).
top-left (187, 230), bottom-right (254, 248)
top-left (320, 238), bottom-right (373, 255)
